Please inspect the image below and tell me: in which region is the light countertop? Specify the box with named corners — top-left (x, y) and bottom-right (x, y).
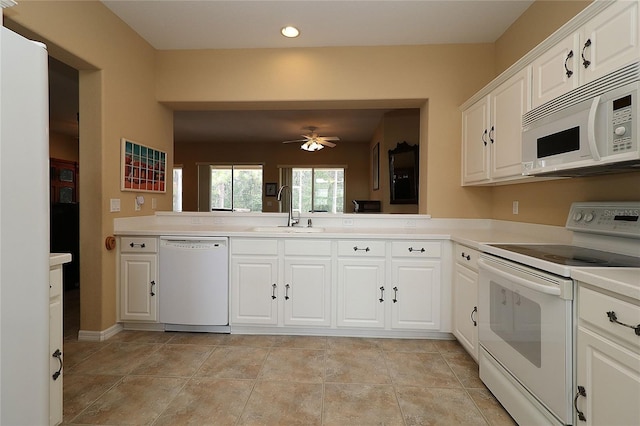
top-left (49, 253), bottom-right (72, 267)
top-left (572, 268), bottom-right (640, 301)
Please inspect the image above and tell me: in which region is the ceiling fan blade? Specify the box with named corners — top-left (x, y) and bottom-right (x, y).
top-left (319, 136), bottom-right (340, 141)
top-left (282, 139), bottom-right (306, 144)
top-left (319, 140), bottom-right (337, 148)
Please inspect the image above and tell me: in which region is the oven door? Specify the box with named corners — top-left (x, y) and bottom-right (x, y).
top-left (478, 254), bottom-right (574, 424)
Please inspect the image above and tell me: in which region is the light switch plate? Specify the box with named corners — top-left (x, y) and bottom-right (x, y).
top-left (110, 198), bottom-right (121, 212)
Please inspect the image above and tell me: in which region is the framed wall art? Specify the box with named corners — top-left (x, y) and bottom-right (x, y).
top-left (121, 138), bottom-right (167, 192)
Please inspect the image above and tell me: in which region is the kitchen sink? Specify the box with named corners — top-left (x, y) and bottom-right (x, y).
top-left (251, 226), bottom-right (325, 233)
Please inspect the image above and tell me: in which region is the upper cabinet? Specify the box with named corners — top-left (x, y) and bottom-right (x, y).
top-left (532, 0), bottom-right (640, 108)
top-left (462, 67), bottom-right (531, 185)
top-left (461, 0), bottom-right (640, 186)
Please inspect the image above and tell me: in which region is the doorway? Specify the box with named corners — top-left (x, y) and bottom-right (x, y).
top-left (48, 56), bottom-right (80, 339)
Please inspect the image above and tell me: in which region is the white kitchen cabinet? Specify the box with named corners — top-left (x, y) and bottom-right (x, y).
top-left (462, 67), bottom-right (530, 185)
top-left (532, 0), bottom-right (640, 108)
top-left (390, 241), bottom-right (441, 330)
top-left (230, 239), bottom-right (279, 325)
top-left (283, 240), bottom-right (332, 327)
top-left (575, 284), bottom-right (640, 425)
top-left (337, 240), bottom-right (387, 329)
top-left (452, 244), bottom-right (480, 361)
top-left (118, 237), bottom-right (158, 322)
top-left (49, 258), bottom-right (68, 426)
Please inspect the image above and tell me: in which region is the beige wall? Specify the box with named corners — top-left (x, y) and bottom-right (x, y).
top-left (175, 140), bottom-right (370, 213)
top-left (5, 1), bottom-right (174, 331)
top-left (491, 0), bottom-right (640, 225)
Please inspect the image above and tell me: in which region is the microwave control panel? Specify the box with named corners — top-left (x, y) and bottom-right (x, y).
top-left (611, 94), bottom-right (633, 153)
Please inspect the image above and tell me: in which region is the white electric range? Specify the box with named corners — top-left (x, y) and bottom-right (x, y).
top-left (477, 202), bottom-right (640, 426)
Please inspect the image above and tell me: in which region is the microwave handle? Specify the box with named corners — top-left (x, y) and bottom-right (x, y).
top-left (587, 95), bottom-right (601, 162)
top-left (478, 258), bottom-right (561, 296)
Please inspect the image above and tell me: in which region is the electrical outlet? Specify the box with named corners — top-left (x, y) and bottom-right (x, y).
top-left (513, 201), bottom-right (519, 215)
top-left (151, 198), bottom-right (157, 210)
top-left (343, 218), bottom-right (354, 226)
top-left (134, 199), bottom-right (141, 211)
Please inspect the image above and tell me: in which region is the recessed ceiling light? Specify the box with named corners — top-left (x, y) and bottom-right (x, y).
top-left (281, 26), bottom-right (300, 38)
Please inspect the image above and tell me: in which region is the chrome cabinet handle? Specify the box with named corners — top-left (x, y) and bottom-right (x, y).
top-left (271, 283), bottom-right (277, 300)
top-left (564, 50), bottom-right (574, 78)
top-left (606, 311), bottom-right (640, 336)
top-left (150, 280), bottom-right (156, 296)
top-left (482, 129), bottom-right (488, 146)
top-left (408, 247), bottom-right (425, 253)
top-left (52, 349), bottom-right (63, 381)
top-left (129, 242), bottom-right (146, 248)
top-left (285, 284), bottom-right (290, 300)
top-left (392, 286), bottom-right (398, 303)
top-left (574, 385), bottom-right (587, 421)
top-left (581, 39), bottom-right (591, 69)
top-left (353, 246), bottom-right (370, 252)
top-left (379, 286), bottom-right (385, 303)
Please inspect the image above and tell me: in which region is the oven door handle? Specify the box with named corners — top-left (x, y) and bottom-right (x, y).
top-left (478, 258), bottom-right (561, 296)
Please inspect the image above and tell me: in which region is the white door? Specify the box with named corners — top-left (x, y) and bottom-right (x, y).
top-left (491, 67), bottom-right (531, 179)
top-left (580, 0), bottom-right (640, 85)
top-left (390, 260), bottom-right (441, 330)
top-left (453, 263), bottom-right (479, 360)
top-left (119, 254), bottom-right (158, 321)
top-left (531, 33), bottom-right (579, 108)
top-left (576, 327), bottom-right (640, 425)
top-left (283, 258), bottom-right (331, 327)
top-left (48, 274), bottom-right (63, 426)
top-left (337, 258), bottom-right (386, 328)
top-left (231, 256), bottom-right (278, 325)
top-left (462, 96), bottom-right (490, 184)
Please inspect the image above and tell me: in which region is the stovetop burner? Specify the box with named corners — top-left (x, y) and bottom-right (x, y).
top-left (490, 244), bottom-right (640, 268)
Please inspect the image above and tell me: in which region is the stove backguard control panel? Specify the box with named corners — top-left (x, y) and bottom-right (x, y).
top-left (566, 202), bottom-right (640, 237)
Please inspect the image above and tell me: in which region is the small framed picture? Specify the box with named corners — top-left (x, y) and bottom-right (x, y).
top-left (265, 182), bottom-right (278, 197)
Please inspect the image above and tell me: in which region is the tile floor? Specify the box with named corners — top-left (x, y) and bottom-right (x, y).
top-left (62, 291), bottom-right (516, 425)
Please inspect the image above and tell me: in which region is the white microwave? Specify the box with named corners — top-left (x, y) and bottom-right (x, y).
top-left (522, 72), bottom-right (640, 177)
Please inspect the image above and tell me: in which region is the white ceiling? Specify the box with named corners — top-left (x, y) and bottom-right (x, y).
top-left (51, 1), bottom-right (534, 144)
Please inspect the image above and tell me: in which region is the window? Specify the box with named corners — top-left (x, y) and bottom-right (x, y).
top-left (172, 166), bottom-right (182, 212)
top-left (210, 165), bottom-right (263, 212)
top-left (290, 167), bottom-right (344, 213)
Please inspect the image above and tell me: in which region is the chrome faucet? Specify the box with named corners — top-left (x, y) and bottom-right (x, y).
top-left (277, 185), bottom-right (299, 227)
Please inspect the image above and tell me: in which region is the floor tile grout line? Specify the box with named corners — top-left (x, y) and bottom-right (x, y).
top-left (65, 375), bottom-right (126, 425)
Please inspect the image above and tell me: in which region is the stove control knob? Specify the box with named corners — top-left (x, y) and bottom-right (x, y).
top-left (573, 212), bottom-right (583, 222)
top-left (584, 212), bottom-right (595, 223)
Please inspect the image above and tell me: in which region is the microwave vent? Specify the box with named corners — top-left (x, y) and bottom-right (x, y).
top-left (523, 61), bottom-right (639, 128)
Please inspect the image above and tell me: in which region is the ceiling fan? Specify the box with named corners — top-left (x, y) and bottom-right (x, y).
top-left (282, 126), bottom-right (340, 151)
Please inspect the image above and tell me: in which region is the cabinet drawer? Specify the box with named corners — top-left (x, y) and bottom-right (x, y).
top-left (391, 241), bottom-right (441, 258)
top-left (120, 236), bottom-right (158, 253)
top-left (49, 266), bottom-right (62, 299)
top-left (231, 238), bottom-right (278, 256)
top-left (454, 244), bottom-right (479, 270)
top-left (579, 286), bottom-right (640, 350)
top-left (284, 240), bottom-right (331, 256)
top-left (337, 240), bottom-right (386, 257)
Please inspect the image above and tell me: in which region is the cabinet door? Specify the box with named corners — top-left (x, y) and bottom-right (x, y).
top-left (337, 258), bottom-right (386, 328)
top-left (491, 67), bottom-right (531, 179)
top-left (452, 263), bottom-right (479, 360)
top-left (231, 256), bottom-right (278, 325)
top-left (531, 33), bottom-right (579, 109)
top-left (462, 95), bottom-right (490, 184)
top-left (119, 254), bottom-right (158, 321)
top-left (576, 326), bottom-right (640, 425)
top-left (283, 257), bottom-right (331, 327)
top-left (49, 276), bottom-right (63, 426)
top-left (580, 0), bottom-right (640, 85)
top-left (390, 259), bottom-right (441, 330)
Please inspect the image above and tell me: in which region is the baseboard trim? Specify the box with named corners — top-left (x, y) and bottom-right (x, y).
top-left (77, 323), bottom-right (123, 342)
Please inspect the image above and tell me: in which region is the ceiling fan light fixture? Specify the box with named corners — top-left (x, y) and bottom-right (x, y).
top-left (281, 26), bottom-right (300, 38)
top-left (301, 140), bottom-right (324, 152)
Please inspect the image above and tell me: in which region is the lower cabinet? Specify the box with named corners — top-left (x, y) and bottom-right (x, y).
top-left (118, 237), bottom-right (158, 322)
top-left (452, 243), bottom-right (480, 360)
top-left (283, 256), bottom-right (331, 327)
top-left (49, 261), bottom-right (65, 426)
top-left (575, 284), bottom-right (640, 425)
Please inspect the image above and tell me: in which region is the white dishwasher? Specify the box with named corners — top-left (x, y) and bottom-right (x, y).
top-left (159, 236), bottom-right (229, 332)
